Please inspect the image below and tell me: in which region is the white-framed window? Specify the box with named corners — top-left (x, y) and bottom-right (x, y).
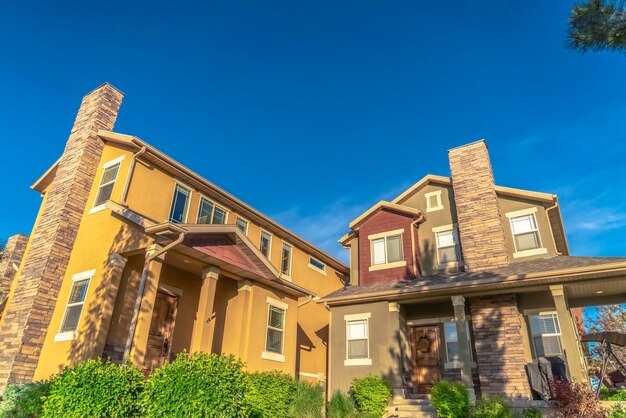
top-left (308, 256), bottom-right (326, 275)
top-left (425, 190), bottom-right (443, 212)
top-left (236, 216), bottom-right (249, 235)
top-left (443, 321), bottom-right (472, 363)
top-left (510, 213), bottom-right (541, 252)
top-left (93, 157), bottom-right (123, 209)
top-left (345, 313), bottom-right (371, 365)
top-left (260, 230), bottom-right (272, 258)
top-left (434, 226), bottom-right (461, 266)
top-left (262, 297), bottom-right (288, 362)
top-left (55, 270), bottom-right (94, 342)
top-left (528, 312), bottom-right (562, 358)
top-left (169, 184), bottom-right (191, 223)
top-left (281, 242), bottom-right (293, 277)
top-left (197, 197), bottom-right (228, 225)
top-left (370, 230), bottom-right (404, 267)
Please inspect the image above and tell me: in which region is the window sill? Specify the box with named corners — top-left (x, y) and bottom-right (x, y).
top-left (513, 247), bottom-right (548, 259)
top-left (88, 204), bottom-right (108, 215)
top-left (54, 331), bottom-right (77, 342)
top-left (369, 260), bottom-right (407, 272)
top-left (308, 264), bottom-right (327, 276)
top-left (262, 351), bottom-right (285, 363)
top-left (444, 361), bottom-right (477, 369)
top-left (344, 358), bottom-right (372, 366)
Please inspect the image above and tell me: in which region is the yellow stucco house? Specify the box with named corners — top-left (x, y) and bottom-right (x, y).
top-left (0, 83), bottom-right (348, 393)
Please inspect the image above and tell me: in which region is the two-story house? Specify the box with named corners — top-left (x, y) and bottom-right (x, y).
top-left (0, 83), bottom-right (348, 393)
top-left (323, 140), bottom-right (626, 401)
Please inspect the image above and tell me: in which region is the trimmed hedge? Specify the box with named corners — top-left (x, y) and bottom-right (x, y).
top-left (141, 352), bottom-right (247, 418)
top-left (350, 375), bottom-right (391, 417)
top-left (245, 371), bottom-right (295, 417)
top-left (0, 382), bottom-right (50, 418)
top-left (286, 380), bottom-right (324, 418)
top-left (430, 381), bottom-right (470, 418)
top-left (41, 359), bottom-right (143, 418)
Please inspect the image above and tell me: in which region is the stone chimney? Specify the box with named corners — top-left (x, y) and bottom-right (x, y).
top-left (448, 140), bottom-right (509, 272)
top-left (0, 234), bottom-right (29, 308)
top-left (0, 84), bottom-right (124, 391)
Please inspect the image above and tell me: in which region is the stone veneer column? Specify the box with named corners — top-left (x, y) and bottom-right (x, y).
top-left (0, 84), bottom-right (123, 391)
top-left (469, 294), bottom-right (531, 398)
top-left (0, 234), bottom-right (29, 306)
top-left (451, 295), bottom-right (476, 400)
top-left (448, 140), bottom-right (510, 272)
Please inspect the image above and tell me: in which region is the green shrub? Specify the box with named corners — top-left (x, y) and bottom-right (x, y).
top-left (350, 375), bottom-right (391, 417)
top-left (472, 395), bottom-right (514, 418)
top-left (286, 380), bottom-right (324, 418)
top-left (245, 371), bottom-right (295, 418)
top-left (0, 382), bottom-right (50, 418)
top-left (610, 404), bottom-right (626, 418)
top-left (601, 388), bottom-right (626, 401)
top-left (42, 359), bottom-right (143, 418)
top-left (142, 352), bottom-right (247, 418)
top-left (430, 381), bottom-right (470, 418)
top-left (327, 390), bottom-right (357, 418)
top-left (522, 407), bottom-right (543, 418)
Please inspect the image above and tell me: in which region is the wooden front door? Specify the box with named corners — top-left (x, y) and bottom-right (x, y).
top-left (411, 325), bottom-right (442, 393)
top-left (144, 290), bottom-right (179, 373)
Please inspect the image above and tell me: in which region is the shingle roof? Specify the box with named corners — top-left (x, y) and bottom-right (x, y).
top-left (322, 256), bottom-right (626, 300)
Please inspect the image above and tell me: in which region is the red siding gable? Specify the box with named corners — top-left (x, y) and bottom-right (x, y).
top-left (358, 209), bottom-right (419, 287)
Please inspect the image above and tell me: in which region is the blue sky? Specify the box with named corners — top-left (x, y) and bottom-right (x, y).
top-left (1, 0), bottom-right (625, 264)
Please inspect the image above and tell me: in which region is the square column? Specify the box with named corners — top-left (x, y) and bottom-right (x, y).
top-left (549, 285), bottom-right (586, 383)
top-left (451, 295), bottom-right (476, 400)
top-left (237, 280), bottom-right (254, 362)
top-left (190, 266), bottom-right (220, 353)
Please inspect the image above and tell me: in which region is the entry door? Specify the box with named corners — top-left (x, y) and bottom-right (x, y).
top-left (144, 290), bottom-right (179, 373)
top-left (411, 325), bottom-right (442, 393)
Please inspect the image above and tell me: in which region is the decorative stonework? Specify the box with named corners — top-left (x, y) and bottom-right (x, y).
top-left (0, 84), bottom-right (123, 392)
top-left (469, 294), bottom-right (531, 399)
top-left (448, 140), bottom-right (510, 272)
top-left (0, 234), bottom-right (29, 309)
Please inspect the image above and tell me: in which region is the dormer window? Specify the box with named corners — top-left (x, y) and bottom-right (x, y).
top-left (368, 229), bottom-right (406, 271)
top-left (425, 190), bottom-right (443, 212)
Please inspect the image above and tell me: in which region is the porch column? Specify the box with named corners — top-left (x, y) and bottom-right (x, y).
top-left (452, 295), bottom-right (476, 400)
top-left (549, 285), bottom-right (586, 383)
top-left (237, 280), bottom-right (254, 362)
top-left (129, 245), bottom-right (165, 367)
top-left (387, 302), bottom-right (407, 400)
top-left (190, 266), bottom-right (220, 353)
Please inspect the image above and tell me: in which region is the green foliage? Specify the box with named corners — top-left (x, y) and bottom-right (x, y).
top-left (430, 381), bottom-right (470, 418)
top-left (568, 0), bottom-right (626, 53)
top-left (472, 395), bottom-right (514, 418)
top-left (327, 390), bottom-right (357, 418)
top-left (350, 375), bottom-right (391, 417)
top-left (142, 352), bottom-right (247, 418)
top-left (245, 371), bottom-right (295, 418)
top-left (609, 404), bottom-right (626, 418)
top-left (601, 387), bottom-right (626, 401)
top-left (286, 380), bottom-right (324, 418)
top-left (0, 382), bottom-right (50, 418)
top-left (41, 359), bottom-right (143, 418)
top-left (522, 407), bottom-right (543, 418)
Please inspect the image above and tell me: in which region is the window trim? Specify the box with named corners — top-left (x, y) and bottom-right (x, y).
top-left (344, 313), bottom-right (372, 366)
top-left (280, 241), bottom-right (293, 279)
top-left (506, 208), bottom-right (547, 258)
top-left (262, 297), bottom-right (287, 362)
top-left (196, 195), bottom-right (229, 225)
top-left (433, 224), bottom-right (464, 269)
top-left (368, 230), bottom-right (405, 271)
top-left (235, 215), bottom-right (250, 235)
top-left (308, 256), bottom-right (327, 276)
top-left (259, 230), bottom-right (272, 258)
top-left (425, 190), bottom-right (443, 212)
top-left (90, 156), bottom-right (125, 214)
top-left (168, 182), bottom-right (192, 224)
top-left (442, 320), bottom-right (474, 367)
top-left (527, 310), bottom-right (563, 358)
top-left (54, 269), bottom-right (95, 342)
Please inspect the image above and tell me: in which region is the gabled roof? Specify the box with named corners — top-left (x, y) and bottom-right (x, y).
top-left (392, 174), bottom-right (556, 205)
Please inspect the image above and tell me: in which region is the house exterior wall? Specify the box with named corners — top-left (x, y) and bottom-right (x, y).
top-left (0, 234), bottom-right (29, 310)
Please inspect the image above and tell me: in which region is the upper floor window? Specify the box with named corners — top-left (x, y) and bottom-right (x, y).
top-left (434, 226), bottom-right (461, 266)
top-left (236, 216), bottom-right (249, 235)
top-left (528, 312), bottom-right (562, 358)
top-left (169, 184), bottom-right (191, 223)
top-left (260, 230), bottom-right (272, 258)
top-left (425, 190), bottom-right (443, 212)
top-left (55, 269), bottom-right (94, 341)
top-left (506, 208), bottom-right (547, 258)
top-left (197, 197), bottom-right (227, 225)
top-left (308, 256), bottom-right (326, 274)
top-left (370, 231), bottom-right (404, 266)
top-left (262, 297), bottom-right (288, 363)
top-left (281, 242), bottom-right (293, 277)
top-left (93, 158), bottom-right (122, 208)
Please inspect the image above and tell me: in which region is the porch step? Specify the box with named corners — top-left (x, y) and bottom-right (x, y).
top-left (386, 399), bottom-right (437, 418)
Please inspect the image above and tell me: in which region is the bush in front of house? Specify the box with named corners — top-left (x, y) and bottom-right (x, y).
top-left (350, 375), bottom-right (391, 417)
top-left (522, 407), bottom-right (543, 418)
top-left (41, 359), bottom-right (143, 418)
top-left (551, 378), bottom-right (604, 418)
top-left (0, 381), bottom-right (50, 418)
top-left (601, 387), bottom-right (626, 401)
top-left (430, 381), bottom-right (470, 418)
top-left (142, 352), bottom-right (247, 418)
top-left (286, 380), bottom-right (324, 418)
top-left (245, 371), bottom-right (295, 418)
top-left (327, 390), bottom-right (357, 418)
top-left (472, 395), bottom-right (514, 418)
